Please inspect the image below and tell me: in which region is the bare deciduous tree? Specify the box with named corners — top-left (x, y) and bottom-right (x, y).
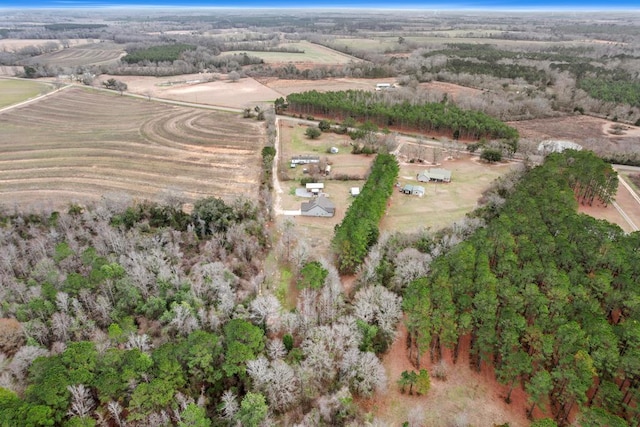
top-left (67, 384), bottom-right (95, 418)
top-left (220, 389), bottom-right (239, 420)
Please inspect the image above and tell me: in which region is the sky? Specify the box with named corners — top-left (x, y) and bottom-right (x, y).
top-left (0, 0), bottom-right (638, 9)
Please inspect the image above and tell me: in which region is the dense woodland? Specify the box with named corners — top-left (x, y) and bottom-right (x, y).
top-left (363, 150), bottom-right (637, 426)
top-left (0, 193), bottom-right (402, 426)
top-left (286, 90), bottom-right (520, 141)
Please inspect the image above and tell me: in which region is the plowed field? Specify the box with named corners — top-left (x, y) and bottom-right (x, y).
top-left (22, 42), bottom-right (124, 67)
top-left (0, 87), bottom-right (264, 211)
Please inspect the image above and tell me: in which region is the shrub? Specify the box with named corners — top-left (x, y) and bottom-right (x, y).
top-left (480, 148), bottom-right (502, 163)
top-left (318, 120), bottom-right (332, 132)
top-left (282, 334), bottom-right (294, 352)
top-left (305, 127), bottom-right (321, 139)
top-left (432, 360), bottom-right (448, 381)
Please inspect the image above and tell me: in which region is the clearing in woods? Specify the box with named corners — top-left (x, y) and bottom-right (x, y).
top-left (0, 86), bottom-right (264, 211)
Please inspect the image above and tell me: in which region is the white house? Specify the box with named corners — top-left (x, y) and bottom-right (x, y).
top-left (301, 196), bottom-right (335, 217)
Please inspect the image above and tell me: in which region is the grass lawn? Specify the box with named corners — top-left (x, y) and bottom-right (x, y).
top-left (381, 156), bottom-right (516, 233)
top-left (0, 78), bottom-right (53, 108)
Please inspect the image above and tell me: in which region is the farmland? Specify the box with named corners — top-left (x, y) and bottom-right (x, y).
top-left (0, 86), bottom-right (264, 211)
top-left (0, 78), bottom-right (54, 108)
top-left (1, 8), bottom-right (640, 427)
top-left (21, 42), bottom-right (124, 68)
top-left (224, 40), bottom-right (358, 65)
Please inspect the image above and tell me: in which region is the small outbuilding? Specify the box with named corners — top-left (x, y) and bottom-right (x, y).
top-left (291, 155), bottom-right (320, 165)
top-left (412, 185), bottom-right (425, 197)
top-left (350, 187), bottom-right (360, 197)
top-left (401, 184), bottom-right (414, 194)
top-left (305, 183), bottom-right (325, 194)
top-left (417, 168), bottom-right (452, 183)
top-left (301, 196), bottom-right (335, 217)
top-left (401, 184), bottom-right (425, 197)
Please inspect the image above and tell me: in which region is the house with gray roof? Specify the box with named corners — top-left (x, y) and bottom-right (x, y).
top-left (401, 184), bottom-right (425, 196)
top-left (417, 168), bottom-right (452, 183)
top-left (301, 196), bottom-right (335, 217)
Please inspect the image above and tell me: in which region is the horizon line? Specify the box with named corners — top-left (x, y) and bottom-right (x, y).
top-left (1, 4), bottom-right (640, 11)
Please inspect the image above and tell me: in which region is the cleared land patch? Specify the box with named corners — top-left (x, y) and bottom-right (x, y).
top-left (0, 87), bottom-right (263, 211)
top-left (225, 40), bottom-right (358, 64)
top-left (0, 38), bottom-right (99, 52)
top-left (93, 73), bottom-right (282, 109)
top-left (23, 42), bottom-right (124, 68)
top-left (0, 78), bottom-right (54, 108)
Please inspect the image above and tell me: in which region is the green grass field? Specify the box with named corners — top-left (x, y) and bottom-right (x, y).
top-left (226, 41), bottom-right (356, 64)
top-left (381, 157), bottom-right (516, 233)
top-left (0, 79), bottom-right (53, 108)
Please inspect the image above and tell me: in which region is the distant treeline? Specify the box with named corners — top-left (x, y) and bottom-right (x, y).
top-left (43, 23), bottom-right (108, 31)
top-left (286, 90), bottom-right (519, 141)
top-left (579, 78), bottom-right (640, 108)
top-left (429, 44), bottom-right (640, 109)
top-left (122, 43), bottom-right (196, 64)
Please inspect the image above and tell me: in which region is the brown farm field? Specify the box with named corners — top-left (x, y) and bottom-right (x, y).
top-left (93, 73), bottom-right (283, 110)
top-left (0, 38), bottom-right (99, 52)
top-left (510, 115), bottom-right (640, 157)
top-left (0, 86), bottom-right (264, 211)
top-left (22, 42), bottom-right (124, 68)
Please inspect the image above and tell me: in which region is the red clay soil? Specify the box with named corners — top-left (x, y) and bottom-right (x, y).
top-left (358, 321), bottom-right (535, 427)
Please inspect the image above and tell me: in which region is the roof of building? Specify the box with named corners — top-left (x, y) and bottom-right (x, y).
top-left (301, 196), bottom-right (335, 214)
top-left (413, 185), bottom-right (425, 193)
top-left (420, 168), bottom-right (452, 180)
top-left (306, 183), bottom-right (325, 190)
top-left (402, 184), bottom-right (414, 192)
top-left (350, 187), bottom-right (360, 195)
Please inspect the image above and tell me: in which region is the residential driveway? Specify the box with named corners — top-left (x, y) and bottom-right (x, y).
top-left (283, 209), bottom-right (301, 216)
